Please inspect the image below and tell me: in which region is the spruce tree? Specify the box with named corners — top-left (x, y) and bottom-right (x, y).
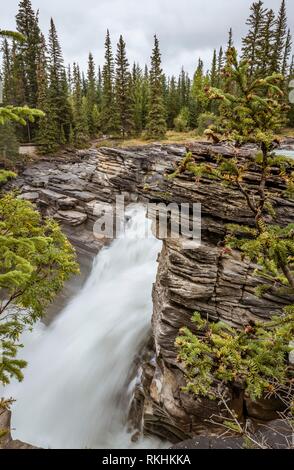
top-left (115, 35), bottom-right (134, 138)
top-left (210, 49), bottom-right (217, 87)
top-left (141, 65), bottom-right (150, 130)
top-left (282, 29), bottom-right (292, 76)
top-left (242, 1), bottom-right (266, 77)
top-left (72, 63), bottom-right (89, 144)
top-left (1, 39), bottom-right (13, 104)
top-left (15, 0), bottom-right (41, 108)
top-left (272, 0), bottom-right (288, 73)
top-left (216, 46), bottom-right (224, 87)
top-left (167, 76), bottom-right (180, 129)
top-left (86, 52), bottom-right (98, 136)
top-left (189, 59), bottom-right (209, 128)
top-left (146, 35), bottom-right (166, 139)
top-left (100, 30), bottom-right (119, 135)
top-left (47, 18), bottom-right (72, 147)
top-left (36, 33), bottom-right (59, 153)
top-left (257, 8), bottom-right (275, 76)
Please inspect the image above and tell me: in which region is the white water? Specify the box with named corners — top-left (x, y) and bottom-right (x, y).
top-left (1, 206), bottom-right (164, 449)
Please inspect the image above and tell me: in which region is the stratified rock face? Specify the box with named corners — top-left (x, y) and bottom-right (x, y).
top-left (11, 142), bottom-right (294, 442)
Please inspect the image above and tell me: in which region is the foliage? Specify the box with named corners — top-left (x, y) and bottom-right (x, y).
top-left (176, 310), bottom-right (294, 400)
top-left (2, 1), bottom-right (293, 151)
top-left (174, 107), bottom-right (189, 132)
top-left (197, 112), bottom-right (218, 135)
top-left (0, 170), bottom-right (17, 185)
top-left (0, 194), bottom-right (79, 384)
top-left (173, 46), bottom-right (294, 407)
top-left (115, 35), bottom-right (134, 138)
top-left (205, 47), bottom-right (288, 147)
top-left (0, 106), bottom-right (44, 127)
top-left (146, 35), bottom-right (167, 139)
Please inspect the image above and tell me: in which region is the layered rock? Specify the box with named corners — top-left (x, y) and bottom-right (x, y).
top-left (10, 141), bottom-right (294, 442)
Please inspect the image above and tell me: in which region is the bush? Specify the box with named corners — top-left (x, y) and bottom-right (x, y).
top-left (197, 112), bottom-right (218, 135)
top-left (176, 309), bottom-right (294, 401)
top-left (174, 107), bottom-right (190, 132)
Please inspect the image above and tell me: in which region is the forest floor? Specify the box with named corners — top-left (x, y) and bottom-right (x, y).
top-left (94, 130), bottom-right (207, 149)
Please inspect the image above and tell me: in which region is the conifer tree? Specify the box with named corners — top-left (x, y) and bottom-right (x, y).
top-left (210, 49), bottom-right (217, 87)
top-left (96, 66), bottom-right (103, 112)
top-left (36, 33), bottom-right (59, 153)
top-left (115, 35), bottom-right (134, 138)
top-left (15, 0), bottom-right (41, 108)
top-left (131, 63), bottom-right (144, 135)
top-left (227, 28), bottom-right (234, 50)
top-left (1, 39), bottom-right (12, 104)
top-left (47, 18), bottom-right (71, 146)
top-left (146, 35), bottom-right (166, 139)
top-left (167, 76), bottom-right (180, 128)
top-left (282, 28), bottom-right (292, 76)
top-left (189, 59), bottom-right (210, 128)
top-left (257, 8), bottom-right (275, 76)
top-left (242, 1), bottom-right (266, 77)
top-left (272, 0), bottom-right (288, 73)
top-left (72, 63), bottom-right (89, 144)
top-left (141, 65), bottom-right (150, 130)
top-left (216, 47), bottom-right (224, 87)
top-left (86, 52), bottom-right (98, 136)
top-left (100, 30), bottom-right (119, 135)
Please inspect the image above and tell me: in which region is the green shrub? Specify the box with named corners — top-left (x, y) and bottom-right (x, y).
top-left (176, 309), bottom-right (294, 400)
top-left (197, 112), bottom-right (218, 135)
top-left (174, 107), bottom-right (190, 132)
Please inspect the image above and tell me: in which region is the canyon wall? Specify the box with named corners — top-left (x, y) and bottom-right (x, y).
top-left (11, 142), bottom-right (294, 442)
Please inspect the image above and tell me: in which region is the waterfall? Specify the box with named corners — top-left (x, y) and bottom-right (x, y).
top-left (1, 205), bottom-right (164, 449)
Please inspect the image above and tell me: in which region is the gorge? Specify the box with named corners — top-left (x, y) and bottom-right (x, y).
top-left (1, 140), bottom-right (294, 448)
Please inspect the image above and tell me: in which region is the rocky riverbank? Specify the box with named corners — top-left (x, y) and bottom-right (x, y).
top-left (7, 140), bottom-right (294, 445)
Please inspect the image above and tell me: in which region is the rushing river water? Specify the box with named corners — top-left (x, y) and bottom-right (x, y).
top-left (1, 206), bottom-right (164, 449)
top-left (274, 149), bottom-right (294, 159)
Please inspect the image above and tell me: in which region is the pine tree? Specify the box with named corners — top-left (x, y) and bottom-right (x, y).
top-left (86, 52), bottom-right (98, 136)
top-left (36, 33), bottom-right (59, 153)
top-left (115, 35), bottom-right (134, 138)
top-left (1, 39), bottom-right (13, 104)
top-left (189, 59), bottom-right (209, 128)
top-left (216, 46), bottom-right (224, 87)
top-left (242, 1), bottom-right (266, 77)
top-left (47, 18), bottom-right (72, 147)
top-left (141, 65), bottom-right (150, 130)
top-left (272, 0), bottom-right (288, 73)
top-left (257, 8), bottom-right (275, 76)
top-left (282, 29), bottom-right (292, 76)
top-left (131, 63), bottom-right (144, 135)
top-left (146, 35), bottom-right (166, 139)
top-left (100, 30), bottom-right (119, 135)
top-left (227, 28), bottom-right (233, 50)
top-left (210, 49), bottom-right (217, 87)
top-left (167, 76), bottom-right (180, 129)
top-left (72, 63), bottom-right (89, 144)
top-left (15, 0), bottom-right (41, 108)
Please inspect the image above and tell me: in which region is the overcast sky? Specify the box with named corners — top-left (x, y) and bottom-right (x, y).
top-left (2, 0), bottom-right (294, 76)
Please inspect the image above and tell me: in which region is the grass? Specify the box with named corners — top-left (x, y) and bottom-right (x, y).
top-left (95, 130), bottom-right (207, 149)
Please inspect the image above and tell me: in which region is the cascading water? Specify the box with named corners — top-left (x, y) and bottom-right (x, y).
top-left (1, 206), bottom-right (164, 449)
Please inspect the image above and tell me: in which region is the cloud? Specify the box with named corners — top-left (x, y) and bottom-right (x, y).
top-left (2, 0), bottom-right (293, 76)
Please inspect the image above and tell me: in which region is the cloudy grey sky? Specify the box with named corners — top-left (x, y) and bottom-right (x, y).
top-left (2, 0), bottom-right (293, 76)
